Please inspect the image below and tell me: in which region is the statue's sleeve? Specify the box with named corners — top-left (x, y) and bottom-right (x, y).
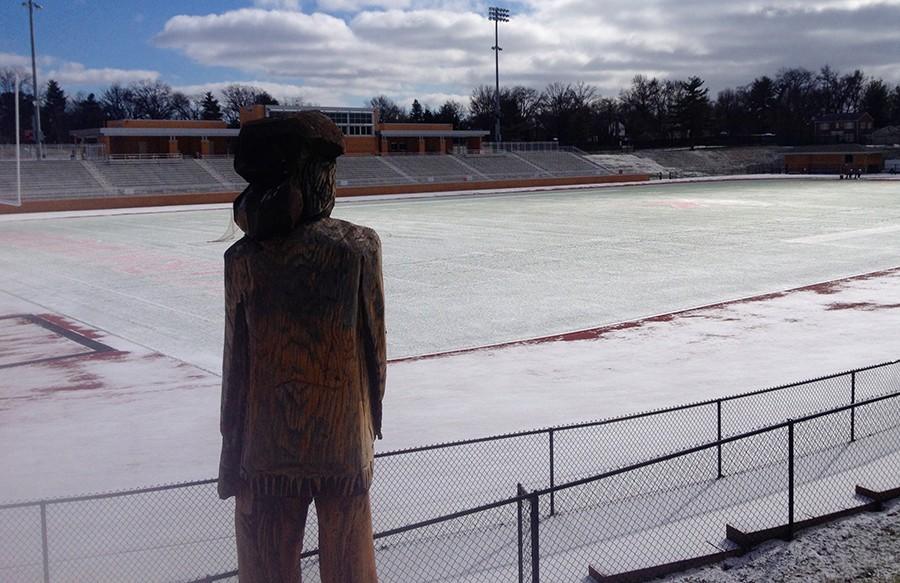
top-left (218, 253), bottom-right (249, 500)
top-left (362, 232), bottom-right (387, 439)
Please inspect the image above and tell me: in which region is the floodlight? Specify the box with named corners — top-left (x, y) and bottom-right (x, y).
top-left (488, 7), bottom-right (511, 142)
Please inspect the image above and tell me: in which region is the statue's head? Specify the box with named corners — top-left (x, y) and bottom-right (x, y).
top-left (232, 113), bottom-right (344, 240)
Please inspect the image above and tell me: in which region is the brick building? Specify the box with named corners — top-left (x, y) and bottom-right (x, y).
top-left (784, 145), bottom-right (884, 174)
top-left (814, 113), bottom-right (875, 144)
top-left (241, 105), bottom-right (488, 155)
top-left (73, 106), bottom-right (488, 158)
top-left (72, 119), bottom-right (236, 157)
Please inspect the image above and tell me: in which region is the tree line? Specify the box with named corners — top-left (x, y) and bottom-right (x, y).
top-left (375, 67), bottom-right (900, 148)
top-left (3, 65), bottom-right (900, 149)
top-left (0, 71), bottom-right (286, 143)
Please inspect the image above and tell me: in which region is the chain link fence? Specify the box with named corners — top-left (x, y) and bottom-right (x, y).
top-left (2, 361), bottom-right (899, 582)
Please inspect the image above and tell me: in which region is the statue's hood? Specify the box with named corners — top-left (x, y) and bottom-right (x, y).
top-left (231, 115), bottom-right (342, 240)
top-left (233, 178), bottom-right (334, 241)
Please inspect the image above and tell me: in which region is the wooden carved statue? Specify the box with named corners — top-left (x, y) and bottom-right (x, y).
top-left (217, 113), bottom-right (386, 583)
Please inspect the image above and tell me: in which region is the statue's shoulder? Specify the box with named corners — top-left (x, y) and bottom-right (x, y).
top-left (318, 218), bottom-right (381, 252)
top-left (223, 236), bottom-right (256, 262)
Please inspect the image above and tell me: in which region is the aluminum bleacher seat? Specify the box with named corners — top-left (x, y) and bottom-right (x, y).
top-left (0, 160), bottom-right (106, 200)
top-left (516, 151), bottom-right (605, 175)
top-left (95, 159), bottom-right (228, 194)
top-left (453, 154), bottom-right (540, 178)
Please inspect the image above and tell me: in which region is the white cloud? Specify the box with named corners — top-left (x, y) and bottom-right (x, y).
top-left (153, 1), bottom-right (900, 108)
top-left (253, 0), bottom-right (301, 9)
top-left (0, 52), bottom-right (31, 69)
top-left (46, 62), bottom-right (159, 86)
top-left (0, 52), bottom-right (159, 87)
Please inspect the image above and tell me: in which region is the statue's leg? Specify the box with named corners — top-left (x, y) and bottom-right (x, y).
top-left (316, 491), bottom-right (378, 583)
top-left (235, 487), bottom-right (312, 583)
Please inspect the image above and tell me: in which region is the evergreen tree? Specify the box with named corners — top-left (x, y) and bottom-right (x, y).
top-left (436, 100), bottom-right (466, 127)
top-left (861, 80), bottom-right (891, 127)
top-left (409, 99), bottom-right (425, 122)
top-left (42, 79), bottom-right (68, 143)
top-left (890, 85), bottom-right (900, 126)
top-left (68, 93), bottom-right (105, 130)
top-left (200, 92), bottom-right (222, 120)
top-left (674, 77), bottom-right (710, 147)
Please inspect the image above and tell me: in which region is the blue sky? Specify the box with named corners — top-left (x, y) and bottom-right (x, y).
top-left (2, 1), bottom-right (899, 108)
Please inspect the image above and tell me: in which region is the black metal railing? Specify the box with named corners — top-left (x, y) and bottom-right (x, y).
top-left (2, 360), bottom-right (898, 582)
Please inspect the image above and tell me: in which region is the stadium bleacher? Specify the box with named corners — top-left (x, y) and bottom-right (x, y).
top-left (516, 151), bottom-right (605, 175)
top-left (1, 148), bottom-right (623, 204)
top-left (199, 157), bottom-right (247, 187)
top-left (381, 155), bottom-right (475, 181)
top-left (453, 153), bottom-right (543, 178)
top-left (336, 156), bottom-right (408, 185)
top-left (0, 160), bottom-right (107, 200)
top-left (94, 159), bottom-right (229, 194)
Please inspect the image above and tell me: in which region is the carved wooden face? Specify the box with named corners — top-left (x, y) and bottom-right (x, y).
top-left (233, 150), bottom-right (336, 240)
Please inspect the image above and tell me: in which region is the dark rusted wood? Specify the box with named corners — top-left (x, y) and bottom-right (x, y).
top-left (219, 114), bottom-right (385, 582)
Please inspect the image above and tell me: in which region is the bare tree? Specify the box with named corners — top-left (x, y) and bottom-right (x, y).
top-left (368, 95), bottom-right (405, 122)
top-left (221, 84), bottom-right (279, 127)
top-left (100, 83), bottom-right (136, 119)
top-left (129, 80), bottom-right (175, 119)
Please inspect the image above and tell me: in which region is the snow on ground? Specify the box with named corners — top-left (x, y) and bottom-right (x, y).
top-left (667, 497), bottom-right (900, 583)
top-left (2, 179), bottom-right (900, 373)
top-left (4, 179), bottom-right (900, 501)
top-left (3, 178), bottom-right (900, 581)
top-left (2, 266), bottom-right (900, 502)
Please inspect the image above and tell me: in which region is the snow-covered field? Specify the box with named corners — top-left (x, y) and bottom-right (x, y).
top-left (2, 178), bottom-right (900, 581)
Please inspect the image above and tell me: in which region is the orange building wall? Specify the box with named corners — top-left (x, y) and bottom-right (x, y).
top-left (784, 153), bottom-right (883, 173)
top-left (107, 119), bottom-right (227, 130)
top-left (344, 137), bottom-right (379, 155)
top-left (240, 105), bottom-right (267, 125)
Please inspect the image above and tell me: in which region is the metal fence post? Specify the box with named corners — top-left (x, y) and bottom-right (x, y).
top-left (787, 420), bottom-right (795, 541)
top-left (517, 484), bottom-right (525, 583)
top-left (40, 502), bottom-right (50, 583)
top-left (716, 400), bottom-right (723, 479)
top-left (549, 429), bottom-right (556, 516)
top-left (529, 493), bottom-right (540, 583)
top-left (850, 371), bottom-right (857, 443)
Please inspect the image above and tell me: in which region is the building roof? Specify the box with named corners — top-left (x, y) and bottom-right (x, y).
top-left (71, 127), bottom-right (240, 139)
top-left (815, 112), bottom-right (873, 123)
top-left (267, 105), bottom-right (374, 114)
top-left (379, 129), bottom-right (489, 138)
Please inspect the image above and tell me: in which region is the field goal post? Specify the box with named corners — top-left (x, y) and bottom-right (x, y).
top-left (1, 73), bottom-right (24, 207)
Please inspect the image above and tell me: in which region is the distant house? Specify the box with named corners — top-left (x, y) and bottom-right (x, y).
top-left (814, 113), bottom-right (874, 144)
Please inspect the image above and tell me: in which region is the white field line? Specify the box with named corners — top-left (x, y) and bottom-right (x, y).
top-left (787, 224), bottom-right (900, 244)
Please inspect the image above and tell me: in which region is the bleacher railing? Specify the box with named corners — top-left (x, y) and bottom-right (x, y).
top-left (1, 359), bottom-right (898, 582)
top-left (107, 153), bottom-right (185, 162)
top-left (483, 141), bottom-right (562, 153)
top-left (0, 144), bottom-right (107, 161)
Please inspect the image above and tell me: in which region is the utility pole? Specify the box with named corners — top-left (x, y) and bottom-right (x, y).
top-left (488, 6), bottom-right (509, 144)
top-left (24, 0), bottom-right (44, 159)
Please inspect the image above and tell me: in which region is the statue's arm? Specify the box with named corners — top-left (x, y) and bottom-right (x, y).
top-left (362, 232), bottom-right (387, 439)
top-left (218, 256), bottom-right (249, 500)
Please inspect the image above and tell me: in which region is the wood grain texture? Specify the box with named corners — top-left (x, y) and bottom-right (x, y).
top-left (218, 217), bottom-right (386, 499)
top-left (235, 488), bottom-right (378, 583)
top-left (218, 114), bottom-right (385, 581)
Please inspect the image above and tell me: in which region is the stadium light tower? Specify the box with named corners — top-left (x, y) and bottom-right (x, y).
top-left (23, 0), bottom-right (44, 160)
top-left (488, 6), bottom-right (509, 144)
